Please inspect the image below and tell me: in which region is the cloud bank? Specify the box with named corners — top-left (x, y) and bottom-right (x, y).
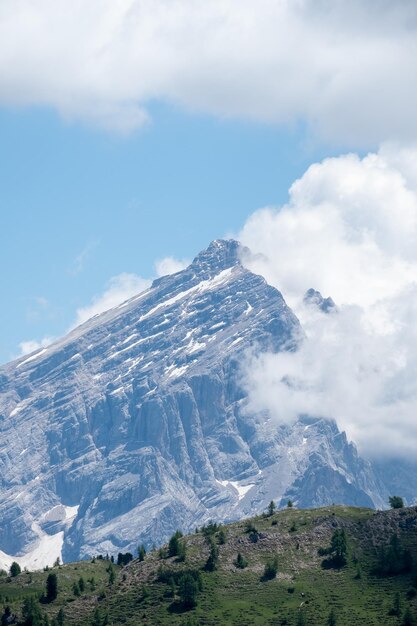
top-left (1, 1), bottom-right (417, 143)
top-left (239, 144), bottom-right (417, 458)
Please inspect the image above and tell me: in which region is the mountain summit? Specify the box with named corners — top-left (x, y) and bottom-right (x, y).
top-left (0, 240), bottom-right (386, 567)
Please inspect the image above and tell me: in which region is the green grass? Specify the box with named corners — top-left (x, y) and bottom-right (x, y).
top-left (2, 505), bottom-right (417, 625)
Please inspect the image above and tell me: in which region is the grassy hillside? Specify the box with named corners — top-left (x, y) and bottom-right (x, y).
top-left (2, 505), bottom-right (417, 625)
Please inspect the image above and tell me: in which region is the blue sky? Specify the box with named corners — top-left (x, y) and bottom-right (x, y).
top-left (0, 104), bottom-right (342, 363)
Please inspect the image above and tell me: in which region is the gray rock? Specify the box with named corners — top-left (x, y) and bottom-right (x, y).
top-left (304, 288), bottom-right (336, 313)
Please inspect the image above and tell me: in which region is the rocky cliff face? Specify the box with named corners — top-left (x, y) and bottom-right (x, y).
top-left (0, 240), bottom-right (387, 565)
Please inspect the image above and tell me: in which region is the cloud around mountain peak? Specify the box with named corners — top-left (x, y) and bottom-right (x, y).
top-left (239, 143), bottom-right (417, 459)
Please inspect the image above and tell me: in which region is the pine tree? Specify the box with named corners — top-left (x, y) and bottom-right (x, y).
top-left (234, 552), bottom-right (248, 569)
top-left (78, 576), bottom-right (85, 592)
top-left (9, 562), bottom-right (21, 577)
top-left (391, 592), bottom-right (402, 617)
top-left (91, 608), bottom-right (101, 626)
top-left (328, 608), bottom-right (337, 626)
top-left (168, 530), bottom-right (183, 557)
top-left (268, 500), bottom-right (276, 516)
top-left (138, 544), bottom-right (146, 562)
top-left (330, 529), bottom-right (347, 566)
top-left (402, 607), bottom-right (416, 626)
top-left (205, 539), bottom-right (219, 571)
top-left (178, 573), bottom-right (198, 608)
top-left (46, 572), bottom-right (58, 602)
top-left (108, 564), bottom-right (115, 586)
top-left (56, 609), bottom-right (64, 626)
top-left (22, 597), bottom-right (42, 626)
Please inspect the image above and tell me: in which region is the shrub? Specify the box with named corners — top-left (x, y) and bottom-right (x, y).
top-left (263, 556), bottom-right (278, 580)
top-left (117, 552), bottom-right (133, 566)
top-left (389, 496), bottom-right (404, 509)
top-left (244, 521), bottom-right (258, 534)
top-left (234, 553), bottom-right (248, 569)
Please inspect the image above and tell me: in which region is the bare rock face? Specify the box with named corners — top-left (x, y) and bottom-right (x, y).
top-left (0, 240), bottom-right (387, 563)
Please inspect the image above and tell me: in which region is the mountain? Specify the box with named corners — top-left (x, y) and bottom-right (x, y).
top-left (0, 240), bottom-right (388, 567)
top-left (2, 505), bottom-right (417, 626)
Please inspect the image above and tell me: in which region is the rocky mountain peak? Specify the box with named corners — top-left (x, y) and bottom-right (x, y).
top-left (189, 239), bottom-right (245, 277)
top-left (0, 239), bottom-right (391, 567)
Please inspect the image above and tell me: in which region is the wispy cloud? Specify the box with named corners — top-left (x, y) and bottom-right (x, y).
top-left (69, 241), bottom-right (98, 276)
top-left (155, 256), bottom-right (190, 277)
top-left (73, 273), bottom-right (151, 327)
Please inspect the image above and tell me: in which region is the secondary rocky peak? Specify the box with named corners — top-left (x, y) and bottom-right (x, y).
top-left (304, 287), bottom-right (336, 313)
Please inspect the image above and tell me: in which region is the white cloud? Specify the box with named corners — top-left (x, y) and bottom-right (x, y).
top-left (1, 1), bottom-right (417, 143)
top-left (155, 256), bottom-right (190, 277)
top-left (239, 144), bottom-right (417, 458)
top-left (73, 257), bottom-right (190, 327)
top-left (74, 273), bottom-right (151, 326)
top-left (18, 336), bottom-right (55, 356)
top-left (16, 256), bottom-right (192, 356)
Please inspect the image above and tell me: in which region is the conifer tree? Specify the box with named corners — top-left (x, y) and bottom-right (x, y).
top-left (46, 572), bottom-right (58, 602)
top-left (9, 561), bottom-right (21, 577)
top-left (178, 573), bottom-right (198, 608)
top-left (268, 500), bottom-right (276, 516)
top-left (138, 544), bottom-right (146, 562)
